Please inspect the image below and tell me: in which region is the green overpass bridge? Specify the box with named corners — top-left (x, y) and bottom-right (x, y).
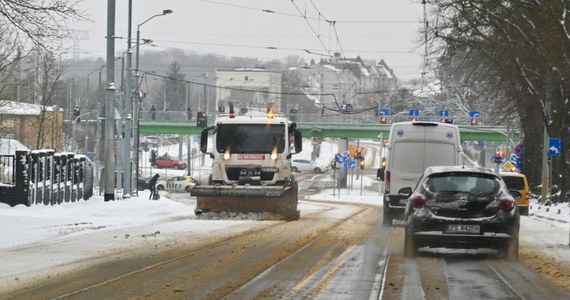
top-left (138, 119), bottom-right (519, 142)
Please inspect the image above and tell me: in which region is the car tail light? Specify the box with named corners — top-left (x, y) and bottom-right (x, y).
top-left (384, 171), bottom-right (391, 195)
top-left (498, 199), bottom-right (516, 212)
top-left (409, 195), bottom-right (425, 208)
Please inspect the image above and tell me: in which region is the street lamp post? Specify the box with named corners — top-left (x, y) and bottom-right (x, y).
top-left (133, 9), bottom-right (173, 192)
top-left (217, 78), bottom-right (233, 112)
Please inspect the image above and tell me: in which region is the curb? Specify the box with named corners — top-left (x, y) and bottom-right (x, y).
top-left (530, 213), bottom-right (569, 224)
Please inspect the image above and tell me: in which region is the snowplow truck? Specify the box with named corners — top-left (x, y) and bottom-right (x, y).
top-left (190, 111), bottom-right (303, 220)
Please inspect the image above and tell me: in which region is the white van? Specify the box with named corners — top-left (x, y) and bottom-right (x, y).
top-left (382, 121), bottom-right (462, 226)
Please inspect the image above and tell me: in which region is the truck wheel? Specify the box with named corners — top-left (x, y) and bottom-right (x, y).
top-left (383, 208), bottom-right (393, 227)
top-left (177, 164), bottom-right (185, 170)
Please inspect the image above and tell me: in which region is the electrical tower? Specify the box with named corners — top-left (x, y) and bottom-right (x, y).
top-left (71, 30), bottom-right (89, 61)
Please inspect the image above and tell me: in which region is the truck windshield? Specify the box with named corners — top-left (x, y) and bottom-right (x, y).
top-left (216, 124), bottom-right (286, 154)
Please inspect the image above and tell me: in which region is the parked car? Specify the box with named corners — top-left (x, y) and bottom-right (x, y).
top-left (156, 175), bottom-right (197, 192)
top-left (137, 179), bottom-right (148, 191)
top-left (402, 166), bottom-right (520, 260)
top-left (500, 172), bottom-right (530, 216)
top-left (291, 159), bottom-right (329, 174)
top-left (151, 152), bottom-right (187, 170)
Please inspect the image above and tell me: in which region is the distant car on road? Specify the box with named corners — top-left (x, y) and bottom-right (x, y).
top-left (402, 166), bottom-right (520, 260)
top-left (156, 175), bottom-right (197, 192)
top-left (137, 179), bottom-right (148, 191)
top-left (500, 172), bottom-right (530, 216)
top-left (151, 153), bottom-right (187, 170)
top-left (291, 159), bottom-right (329, 174)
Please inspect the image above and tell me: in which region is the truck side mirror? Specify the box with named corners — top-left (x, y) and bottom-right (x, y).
top-left (294, 129), bottom-right (302, 153)
top-left (200, 129), bottom-right (209, 153)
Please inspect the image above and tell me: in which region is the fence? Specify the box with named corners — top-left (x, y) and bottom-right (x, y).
top-left (0, 150), bottom-right (93, 207)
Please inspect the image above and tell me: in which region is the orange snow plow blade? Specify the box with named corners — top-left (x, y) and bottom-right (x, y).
top-left (191, 185), bottom-right (299, 220)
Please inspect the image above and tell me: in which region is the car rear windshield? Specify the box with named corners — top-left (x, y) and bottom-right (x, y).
top-left (502, 176), bottom-right (525, 190)
top-left (424, 173), bottom-right (499, 195)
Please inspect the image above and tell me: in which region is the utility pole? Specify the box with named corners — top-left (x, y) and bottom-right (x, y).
top-left (103, 0), bottom-right (116, 201)
top-left (123, 0), bottom-right (133, 197)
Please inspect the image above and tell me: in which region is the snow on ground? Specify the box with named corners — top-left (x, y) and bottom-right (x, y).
top-left (0, 138), bottom-right (569, 292)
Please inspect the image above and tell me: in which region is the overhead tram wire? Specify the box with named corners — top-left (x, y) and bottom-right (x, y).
top-left (289, 0), bottom-right (331, 56)
top-left (199, 0), bottom-right (318, 20)
top-left (139, 71), bottom-right (411, 116)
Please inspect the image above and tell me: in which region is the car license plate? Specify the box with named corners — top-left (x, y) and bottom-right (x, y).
top-left (445, 224), bottom-right (480, 234)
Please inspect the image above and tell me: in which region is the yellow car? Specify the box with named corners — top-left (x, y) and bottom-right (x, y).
top-left (500, 172), bottom-right (530, 216)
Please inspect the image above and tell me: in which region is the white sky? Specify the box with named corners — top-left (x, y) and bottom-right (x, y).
top-left (69, 0), bottom-right (426, 80)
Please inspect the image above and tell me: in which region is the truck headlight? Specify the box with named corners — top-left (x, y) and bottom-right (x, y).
top-left (223, 150), bottom-right (231, 160)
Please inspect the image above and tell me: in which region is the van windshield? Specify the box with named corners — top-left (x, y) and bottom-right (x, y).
top-left (392, 141), bottom-right (456, 172)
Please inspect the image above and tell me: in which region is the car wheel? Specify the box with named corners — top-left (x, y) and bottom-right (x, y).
top-left (291, 166), bottom-right (299, 173)
top-left (157, 185), bottom-right (165, 191)
top-left (404, 227), bottom-right (417, 258)
top-left (152, 163), bottom-right (158, 168)
top-left (502, 232), bottom-right (519, 261)
top-left (383, 207), bottom-right (393, 227)
top-left (313, 167), bottom-right (322, 174)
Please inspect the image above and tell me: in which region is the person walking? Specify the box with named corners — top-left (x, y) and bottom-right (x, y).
top-left (148, 173), bottom-right (160, 200)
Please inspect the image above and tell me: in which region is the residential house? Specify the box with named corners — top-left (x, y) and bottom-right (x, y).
top-left (0, 100), bottom-right (64, 151)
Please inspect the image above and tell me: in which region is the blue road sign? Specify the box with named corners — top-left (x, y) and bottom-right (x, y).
top-left (335, 153), bottom-right (343, 163)
top-left (378, 108), bottom-right (390, 116)
top-left (469, 110), bottom-right (480, 118)
top-left (349, 158), bottom-right (356, 169)
top-left (514, 143), bottom-right (523, 157)
top-left (438, 110), bottom-right (449, 117)
top-left (409, 109), bottom-right (420, 117)
top-left (548, 138), bottom-right (562, 156)
top-left (335, 151), bottom-right (351, 163)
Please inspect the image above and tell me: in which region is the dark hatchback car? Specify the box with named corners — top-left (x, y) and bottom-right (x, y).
top-left (401, 166), bottom-right (520, 260)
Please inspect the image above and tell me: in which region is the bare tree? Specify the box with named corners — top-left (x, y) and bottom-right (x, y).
top-left (425, 0), bottom-right (570, 196)
top-left (0, 0), bottom-right (83, 47)
top-left (32, 50), bottom-right (65, 150)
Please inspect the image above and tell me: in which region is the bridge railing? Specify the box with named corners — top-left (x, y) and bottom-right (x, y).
top-left (140, 110), bottom-right (481, 126)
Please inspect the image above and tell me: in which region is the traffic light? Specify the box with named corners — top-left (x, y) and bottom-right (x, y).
top-left (493, 151), bottom-right (504, 164)
top-left (355, 147), bottom-right (363, 159)
top-left (440, 118), bottom-right (453, 124)
top-left (149, 150), bottom-right (157, 163)
top-left (73, 106), bottom-right (81, 123)
top-left (380, 116), bottom-right (388, 124)
top-left (411, 117), bottom-right (418, 122)
top-left (470, 118), bottom-right (478, 125)
top-left (197, 112), bottom-right (207, 128)
top-left (359, 159), bottom-right (365, 170)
